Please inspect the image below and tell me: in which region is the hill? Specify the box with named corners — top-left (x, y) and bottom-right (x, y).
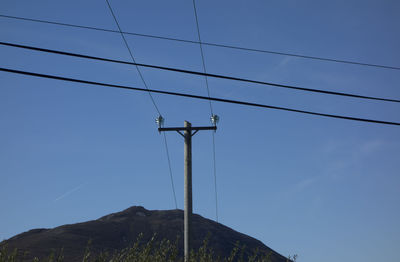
top-left (1, 206), bottom-right (289, 261)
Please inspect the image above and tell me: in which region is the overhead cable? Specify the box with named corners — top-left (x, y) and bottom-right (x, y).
top-left (1, 67), bottom-right (399, 126)
top-left (105, 0), bottom-right (177, 209)
top-left (1, 14), bottom-right (399, 71)
top-left (192, 0), bottom-right (213, 115)
top-left (105, 0), bottom-right (161, 115)
top-left (192, 0), bottom-right (218, 222)
top-left (1, 41), bottom-right (399, 104)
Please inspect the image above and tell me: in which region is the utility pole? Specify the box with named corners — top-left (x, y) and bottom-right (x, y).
top-left (157, 119), bottom-right (217, 262)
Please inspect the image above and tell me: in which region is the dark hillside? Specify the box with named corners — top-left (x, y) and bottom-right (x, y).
top-left (1, 206), bottom-right (288, 262)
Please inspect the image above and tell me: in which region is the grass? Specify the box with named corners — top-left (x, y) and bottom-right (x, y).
top-left (0, 234), bottom-right (297, 262)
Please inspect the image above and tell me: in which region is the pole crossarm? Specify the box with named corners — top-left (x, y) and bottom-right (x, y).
top-left (159, 125), bottom-right (216, 137)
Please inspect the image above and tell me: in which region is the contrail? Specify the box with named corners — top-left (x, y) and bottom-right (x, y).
top-left (53, 183), bottom-right (85, 202)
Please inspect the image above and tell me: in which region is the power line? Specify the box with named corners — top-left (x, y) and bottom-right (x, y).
top-left (211, 132), bottom-right (218, 222)
top-left (2, 41), bottom-right (399, 104)
top-left (1, 66), bottom-right (399, 126)
top-left (192, 0), bottom-right (213, 115)
top-left (192, 0), bottom-right (218, 223)
top-left (162, 132), bottom-right (178, 209)
top-left (105, 0), bottom-right (160, 116)
top-left (1, 14), bottom-right (400, 71)
top-left (104, 0), bottom-right (177, 209)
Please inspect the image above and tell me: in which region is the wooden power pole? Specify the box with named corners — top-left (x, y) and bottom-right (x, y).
top-left (158, 120), bottom-right (217, 262)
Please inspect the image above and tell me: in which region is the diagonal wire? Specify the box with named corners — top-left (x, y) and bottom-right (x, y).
top-left (105, 0), bottom-right (161, 115)
top-left (105, 0), bottom-right (177, 209)
top-left (192, 0), bottom-right (213, 115)
top-left (192, 0), bottom-right (219, 222)
top-left (211, 132), bottom-right (218, 222)
top-left (162, 132), bottom-right (178, 209)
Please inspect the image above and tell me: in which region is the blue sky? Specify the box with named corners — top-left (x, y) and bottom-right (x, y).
top-left (1, 0), bottom-right (400, 261)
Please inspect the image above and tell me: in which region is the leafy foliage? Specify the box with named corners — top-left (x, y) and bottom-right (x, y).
top-left (0, 236), bottom-right (297, 262)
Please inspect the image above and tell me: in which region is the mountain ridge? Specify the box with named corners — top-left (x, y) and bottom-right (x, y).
top-left (1, 206), bottom-right (289, 262)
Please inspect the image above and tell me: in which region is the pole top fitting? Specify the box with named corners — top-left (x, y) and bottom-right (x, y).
top-left (210, 114), bottom-right (220, 126)
top-left (155, 115), bottom-right (164, 132)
